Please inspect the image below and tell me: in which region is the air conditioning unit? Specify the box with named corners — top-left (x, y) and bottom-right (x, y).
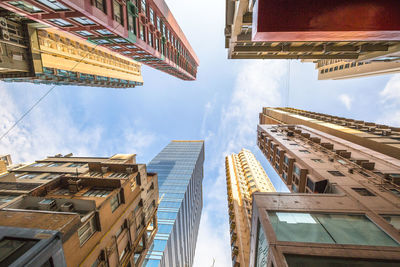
top-left (60, 202), bottom-right (74, 212)
top-left (0, 18), bottom-right (7, 29)
top-left (68, 179), bottom-right (83, 193)
top-left (38, 199), bottom-right (57, 211)
top-left (101, 166), bottom-right (109, 173)
top-left (1, 29), bottom-right (10, 41)
top-left (126, 167), bottom-right (133, 173)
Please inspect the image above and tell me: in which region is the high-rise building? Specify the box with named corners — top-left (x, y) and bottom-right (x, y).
top-left (251, 123), bottom-right (400, 266)
top-left (259, 107), bottom-right (400, 160)
top-left (225, 148), bottom-right (275, 267)
top-left (143, 140), bottom-right (204, 267)
top-left (0, 153), bottom-right (158, 267)
top-left (0, 0), bottom-right (199, 80)
top-left (225, 1), bottom-right (400, 61)
top-left (313, 59), bottom-right (400, 80)
top-left (0, 11), bottom-right (143, 88)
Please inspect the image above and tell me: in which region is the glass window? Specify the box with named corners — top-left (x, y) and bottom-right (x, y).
top-left (282, 172), bottom-right (287, 181)
top-left (111, 46), bottom-right (121, 49)
top-left (141, 0), bottom-right (146, 14)
top-left (8, 1), bottom-right (43, 13)
top-left (0, 238), bottom-right (38, 265)
top-left (94, 0), bottom-right (106, 13)
top-left (41, 174), bottom-right (60, 180)
top-left (47, 162), bottom-right (64, 167)
top-left (113, 38), bottom-right (127, 43)
top-left (113, 0), bottom-right (123, 24)
top-left (293, 165), bottom-right (301, 176)
top-left (299, 150), bottom-right (310, 154)
top-left (76, 30), bottom-right (93, 36)
top-left (255, 219), bottom-right (268, 267)
top-left (311, 159), bottom-right (323, 163)
top-left (18, 173), bottom-right (39, 179)
top-left (0, 195), bottom-right (18, 204)
top-left (68, 163), bottom-right (86, 168)
top-left (328, 170), bottom-right (345, 177)
top-left (306, 178), bottom-right (315, 191)
top-left (158, 224), bottom-right (173, 234)
top-left (283, 156), bottom-right (289, 165)
top-left (35, 0), bottom-right (68, 11)
top-left (30, 162), bottom-right (47, 167)
top-left (158, 211), bottom-right (177, 220)
top-left (268, 212), bottom-right (399, 247)
top-left (150, 239), bottom-right (166, 251)
top-left (352, 188), bottom-right (375, 196)
top-left (110, 193), bottom-right (121, 212)
top-left (93, 39), bottom-right (110, 44)
top-left (96, 29), bottom-right (113, 35)
top-left (149, 7), bottom-right (154, 24)
top-left (72, 17), bottom-right (95, 25)
top-left (78, 216), bottom-right (96, 245)
top-left (84, 188), bottom-right (111, 197)
top-left (48, 18), bottom-right (72, 27)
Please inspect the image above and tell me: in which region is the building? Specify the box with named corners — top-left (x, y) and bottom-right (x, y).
top-left (225, 1), bottom-right (400, 60)
top-left (0, 153), bottom-right (158, 267)
top-left (143, 140), bottom-right (204, 267)
top-left (259, 107), bottom-right (400, 160)
top-left (225, 148), bottom-right (275, 267)
top-left (0, 10), bottom-right (143, 88)
top-left (251, 124), bottom-right (400, 266)
top-left (0, 226), bottom-right (66, 267)
top-left (314, 59), bottom-right (400, 80)
top-left (0, 154), bottom-right (12, 175)
top-left (0, 0), bottom-right (199, 81)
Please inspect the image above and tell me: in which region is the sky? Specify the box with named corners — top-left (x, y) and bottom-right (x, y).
top-left (1, 0), bottom-right (400, 266)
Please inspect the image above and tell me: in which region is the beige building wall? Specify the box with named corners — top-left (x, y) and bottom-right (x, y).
top-left (226, 148), bottom-right (275, 267)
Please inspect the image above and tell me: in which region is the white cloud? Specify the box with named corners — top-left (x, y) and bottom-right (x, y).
top-left (123, 129), bottom-right (156, 156)
top-left (193, 60), bottom-right (286, 267)
top-left (338, 94), bottom-right (353, 110)
top-left (0, 84), bottom-right (104, 164)
top-left (380, 74), bottom-right (400, 105)
top-left (377, 74), bottom-right (400, 126)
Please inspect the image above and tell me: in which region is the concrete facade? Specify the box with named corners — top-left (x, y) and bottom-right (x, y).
top-left (252, 123), bottom-right (400, 266)
top-left (0, 153), bottom-right (158, 267)
top-left (226, 149), bottom-right (275, 267)
top-left (0, 0), bottom-right (199, 80)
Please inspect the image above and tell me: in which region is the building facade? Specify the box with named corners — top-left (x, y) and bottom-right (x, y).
top-left (143, 140), bottom-right (204, 267)
top-left (251, 124), bottom-right (400, 266)
top-left (0, 10), bottom-right (143, 88)
top-left (259, 107), bottom-right (400, 160)
top-left (226, 149), bottom-right (275, 267)
top-left (0, 0), bottom-right (199, 80)
top-left (0, 226), bottom-right (66, 266)
top-left (0, 153), bottom-right (158, 267)
top-left (225, 1), bottom-right (400, 60)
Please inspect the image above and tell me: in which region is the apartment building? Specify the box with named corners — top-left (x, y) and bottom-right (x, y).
top-left (0, 153), bottom-right (158, 267)
top-left (251, 124), bottom-right (400, 266)
top-left (226, 149), bottom-right (275, 267)
top-left (0, 0), bottom-right (199, 80)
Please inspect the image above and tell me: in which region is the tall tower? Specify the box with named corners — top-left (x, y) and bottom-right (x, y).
top-left (0, 0), bottom-right (199, 80)
top-left (250, 112), bottom-right (400, 266)
top-left (144, 140), bottom-right (204, 267)
top-left (0, 10), bottom-right (143, 88)
top-left (226, 148), bottom-right (275, 267)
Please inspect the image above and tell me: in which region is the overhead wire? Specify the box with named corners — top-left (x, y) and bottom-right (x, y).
top-left (0, 23), bottom-right (122, 142)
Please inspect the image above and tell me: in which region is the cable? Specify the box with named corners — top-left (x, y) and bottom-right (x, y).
top-left (0, 24), bottom-right (121, 142)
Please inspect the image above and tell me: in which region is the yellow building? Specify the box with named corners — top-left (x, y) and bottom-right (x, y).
top-left (226, 148), bottom-right (275, 267)
top-left (1, 12), bottom-right (143, 88)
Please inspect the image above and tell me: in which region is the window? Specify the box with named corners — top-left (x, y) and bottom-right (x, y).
top-left (290, 143), bottom-right (298, 146)
top-left (283, 156), bottom-right (289, 165)
top-left (328, 170), bottom-right (345, 177)
top-left (76, 30), bottom-right (93, 36)
top-left (96, 29), bottom-right (113, 35)
top-left (311, 159), bottom-right (323, 163)
top-left (0, 238), bottom-right (38, 266)
top-left (41, 174), bottom-right (60, 180)
top-left (111, 46), bottom-right (121, 49)
top-left (113, 38), bottom-right (127, 43)
top-left (35, 0), bottom-right (69, 11)
top-left (48, 18), bottom-right (72, 27)
top-left (139, 24), bottom-right (145, 40)
top-left (72, 17), bottom-right (95, 25)
top-left (141, 0), bottom-right (146, 14)
top-left (0, 195), bottom-right (18, 205)
top-left (282, 172), bottom-right (287, 181)
top-left (255, 220), bottom-right (268, 267)
top-left (293, 165), bottom-right (301, 176)
top-left (78, 216), bottom-right (96, 246)
top-left (339, 65), bottom-right (344, 70)
top-left (83, 188), bottom-right (112, 197)
top-left (352, 188), bottom-right (375, 196)
top-left (30, 162), bottom-right (47, 167)
top-left (345, 63), bottom-right (350, 68)
top-left (268, 212), bottom-right (399, 247)
top-left (390, 188), bottom-right (400, 197)
top-left (285, 254), bottom-right (400, 266)
top-left (68, 163), bottom-right (86, 168)
top-left (334, 66), bottom-right (338, 71)
top-left (359, 171), bottom-right (370, 177)
top-left (8, 1), bottom-right (43, 13)
top-left (93, 39), bottom-right (110, 44)
top-left (47, 162), bottom-right (64, 167)
top-left (113, 0), bottom-right (123, 24)
top-left (291, 184), bottom-right (298, 192)
top-left (18, 173), bottom-right (39, 180)
top-left (299, 150), bottom-right (310, 154)
top-left (108, 172), bottom-right (129, 178)
top-left (337, 159), bottom-right (347, 165)
top-left (94, 0), bottom-right (106, 13)
top-left (149, 7), bottom-right (154, 24)
top-left (306, 178), bottom-right (315, 191)
top-left (110, 193), bottom-right (121, 212)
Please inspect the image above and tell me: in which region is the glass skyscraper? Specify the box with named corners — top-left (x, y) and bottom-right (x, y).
top-left (143, 141), bottom-right (205, 267)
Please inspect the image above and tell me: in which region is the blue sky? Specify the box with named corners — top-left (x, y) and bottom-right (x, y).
top-left (1, 0), bottom-right (400, 266)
